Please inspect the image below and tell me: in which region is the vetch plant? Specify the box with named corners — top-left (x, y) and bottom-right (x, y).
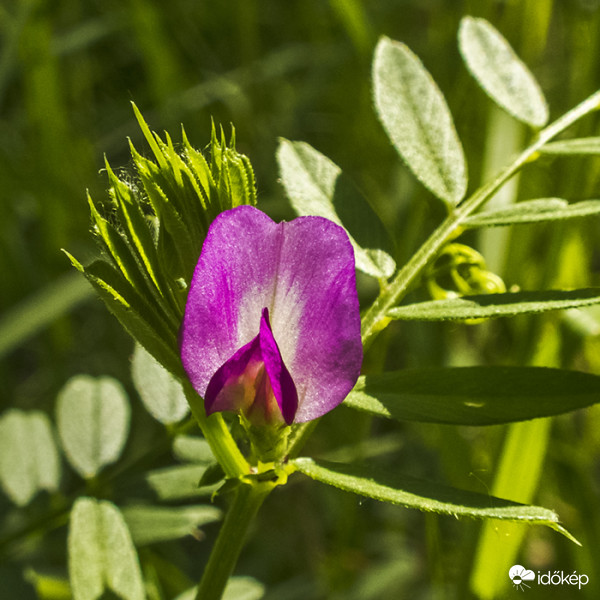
top-left (3, 14), bottom-right (599, 600)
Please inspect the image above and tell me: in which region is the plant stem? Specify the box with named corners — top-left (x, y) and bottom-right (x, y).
top-left (183, 380), bottom-right (249, 479)
top-left (194, 480), bottom-right (271, 600)
top-left (360, 89), bottom-right (600, 347)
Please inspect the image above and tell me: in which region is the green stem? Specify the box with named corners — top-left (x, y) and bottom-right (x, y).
top-left (361, 89), bottom-right (600, 348)
top-left (183, 380), bottom-right (249, 479)
top-left (194, 481), bottom-right (271, 600)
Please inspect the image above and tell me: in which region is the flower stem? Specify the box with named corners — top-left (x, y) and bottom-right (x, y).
top-left (194, 480), bottom-right (271, 600)
top-left (183, 380), bottom-right (249, 478)
top-left (361, 88), bottom-right (600, 348)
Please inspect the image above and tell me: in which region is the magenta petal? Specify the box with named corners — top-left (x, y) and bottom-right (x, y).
top-left (203, 308), bottom-right (298, 425)
top-left (180, 205), bottom-right (362, 423)
top-left (204, 334), bottom-right (261, 416)
top-left (258, 308), bottom-right (298, 425)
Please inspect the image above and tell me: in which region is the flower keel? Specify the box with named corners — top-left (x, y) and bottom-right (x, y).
top-left (205, 308), bottom-right (298, 425)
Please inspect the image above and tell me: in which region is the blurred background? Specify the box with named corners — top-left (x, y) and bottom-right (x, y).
top-left (2, 0), bottom-right (600, 598)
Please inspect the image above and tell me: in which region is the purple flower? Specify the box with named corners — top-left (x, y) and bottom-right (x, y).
top-left (180, 206), bottom-right (362, 426)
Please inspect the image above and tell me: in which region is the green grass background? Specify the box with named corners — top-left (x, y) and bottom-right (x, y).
top-left (2, 0), bottom-right (600, 598)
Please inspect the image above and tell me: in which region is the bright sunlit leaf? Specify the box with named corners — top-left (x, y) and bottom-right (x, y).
top-left (175, 577), bottom-right (266, 600)
top-left (344, 367), bottom-right (600, 425)
top-left (459, 17), bottom-right (549, 127)
top-left (389, 288), bottom-right (600, 321)
top-left (172, 435), bottom-right (215, 464)
top-left (68, 498), bottom-right (145, 600)
top-left (121, 504), bottom-right (221, 546)
top-left (373, 36), bottom-right (467, 205)
top-left (0, 410), bottom-right (60, 506)
top-left (277, 138), bottom-right (396, 279)
top-left (540, 137), bottom-right (600, 155)
top-left (132, 343), bottom-right (189, 424)
top-left (464, 198), bottom-right (600, 228)
top-left (56, 375), bottom-right (130, 479)
top-left (145, 464), bottom-right (216, 501)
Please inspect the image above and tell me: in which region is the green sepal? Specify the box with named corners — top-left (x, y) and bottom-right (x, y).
top-left (87, 192), bottom-right (179, 330)
top-left (68, 104), bottom-right (258, 377)
top-left (103, 160), bottom-right (175, 307)
top-left (198, 462), bottom-right (226, 488)
top-left (212, 476), bottom-right (243, 502)
top-left (129, 144), bottom-right (196, 280)
top-left (64, 252), bottom-right (182, 378)
top-left (209, 122), bottom-right (257, 211)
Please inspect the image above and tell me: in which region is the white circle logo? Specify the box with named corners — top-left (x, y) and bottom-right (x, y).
top-left (509, 565), bottom-right (535, 591)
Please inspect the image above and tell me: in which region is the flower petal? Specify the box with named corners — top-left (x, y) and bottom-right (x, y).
top-left (204, 333), bottom-right (261, 416)
top-left (180, 205), bottom-right (362, 423)
top-left (259, 308), bottom-right (298, 425)
top-left (203, 308), bottom-right (298, 425)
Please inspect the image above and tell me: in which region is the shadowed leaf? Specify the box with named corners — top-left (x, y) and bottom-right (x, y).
top-left (345, 367), bottom-right (600, 425)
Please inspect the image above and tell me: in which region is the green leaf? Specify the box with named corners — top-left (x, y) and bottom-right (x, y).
top-left (56, 375), bottom-right (130, 479)
top-left (277, 139), bottom-right (396, 279)
top-left (292, 458), bottom-right (574, 539)
top-left (121, 504), bottom-right (221, 546)
top-left (223, 577), bottom-right (266, 600)
top-left (373, 36), bottom-right (467, 205)
top-left (68, 497), bottom-right (145, 600)
top-left (175, 577), bottom-right (265, 600)
top-left (344, 367), bottom-right (600, 426)
top-left (0, 410), bottom-right (61, 506)
top-left (145, 464), bottom-right (215, 501)
top-left (172, 435), bottom-right (215, 464)
top-left (540, 137), bottom-right (600, 155)
top-left (131, 343), bottom-right (189, 425)
top-left (389, 288), bottom-right (600, 321)
top-left (458, 17), bottom-right (549, 127)
top-left (464, 198), bottom-right (600, 228)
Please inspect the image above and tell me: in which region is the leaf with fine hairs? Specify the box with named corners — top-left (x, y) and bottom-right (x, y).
top-left (459, 16), bottom-right (548, 127)
top-left (373, 36), bottom-right (467, 205)
top-left (293, 457), bottom-right (577, 542)
top-left (389, 288), bottom-right (600, 321)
